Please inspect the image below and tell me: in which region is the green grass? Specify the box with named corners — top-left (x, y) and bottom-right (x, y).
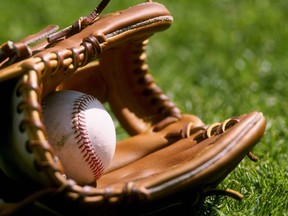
top-left (1, 0), bottom-right (288, 215)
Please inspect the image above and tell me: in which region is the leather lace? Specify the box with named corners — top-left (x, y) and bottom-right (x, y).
top-left (130, 40), bottom-right (182, 131)
top-left (0, 0), bottom-right (110, 68)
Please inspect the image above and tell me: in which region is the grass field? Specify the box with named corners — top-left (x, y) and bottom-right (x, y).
top-left (1, 0), bottom-right (288, 215)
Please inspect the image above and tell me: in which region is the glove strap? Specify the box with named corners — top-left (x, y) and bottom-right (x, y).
top-left (47, 0), bottom-right (110, 44)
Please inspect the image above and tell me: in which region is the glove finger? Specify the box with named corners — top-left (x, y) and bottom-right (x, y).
top-left (98, 111), bottom-right (265, 188)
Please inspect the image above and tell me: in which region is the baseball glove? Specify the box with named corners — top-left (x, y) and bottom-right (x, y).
top-left (0, 0), bottom-right (266, 215)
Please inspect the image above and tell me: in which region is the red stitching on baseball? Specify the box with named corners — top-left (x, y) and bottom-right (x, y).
top-left (72, 94), bottom-right (104, 180)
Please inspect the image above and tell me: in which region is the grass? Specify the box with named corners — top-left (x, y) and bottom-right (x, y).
top-left (1, 0), bottom-right (288, 215)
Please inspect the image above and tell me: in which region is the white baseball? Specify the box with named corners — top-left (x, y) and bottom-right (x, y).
top-left (42, 90), bottom-right (116, 185)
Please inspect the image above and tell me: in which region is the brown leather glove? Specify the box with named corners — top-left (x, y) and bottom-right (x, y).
top-left (0, 1), bottom-right (266, 215)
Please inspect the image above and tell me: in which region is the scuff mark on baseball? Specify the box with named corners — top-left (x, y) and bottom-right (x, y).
top-left (42, 90), bottom-right (116, 185)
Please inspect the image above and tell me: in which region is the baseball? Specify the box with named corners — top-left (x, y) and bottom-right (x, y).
top-left (42, 90), bottom-right (116, 185)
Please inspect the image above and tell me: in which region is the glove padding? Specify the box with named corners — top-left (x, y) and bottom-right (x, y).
top-left (0, 1), bottom-right (266, 215)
